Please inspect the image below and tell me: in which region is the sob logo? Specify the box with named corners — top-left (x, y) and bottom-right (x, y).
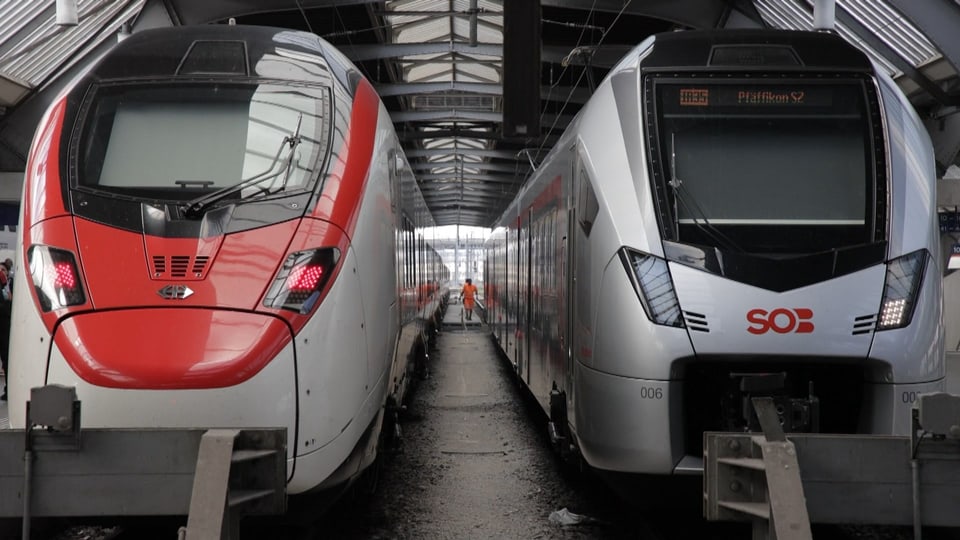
top-left (746, 308), bottom-right (814, 335)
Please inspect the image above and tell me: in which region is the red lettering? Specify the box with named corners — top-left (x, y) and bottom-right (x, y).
top-left (768, 308), bottom-right (796, 334)
top-left (746, 308), bottom-right (814, 334)
top-left (794, 308), bottom-right (814, 333)
top-left (746, 308), bottom-right (768, 334)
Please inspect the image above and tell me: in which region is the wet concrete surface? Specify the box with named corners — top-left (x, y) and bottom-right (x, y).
top-left (303, 321), bottom-right (744, 540)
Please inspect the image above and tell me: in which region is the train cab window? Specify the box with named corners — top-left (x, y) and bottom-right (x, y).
top-left (648, 78), bottom-right (881, 256)
top-left (75, 82), bottom-right (329, 202)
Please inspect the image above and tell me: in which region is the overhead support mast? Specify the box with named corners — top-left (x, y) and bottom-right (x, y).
top-left (814, 0), bottom-right (836, 31)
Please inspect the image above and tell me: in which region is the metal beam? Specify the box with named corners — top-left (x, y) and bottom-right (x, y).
top-left (373, 10), bottom-right (501, 17)
top-left (340, 42), bottom-right (502, 61)
top-left (406, 149), bottom-right (519, 159)
top-left (168, 0), bottom-right (379, 25)
top-left (399, 129), bottom-right (501, 140)
top-left (391, 110), bottom-right (501, 123)
top-left (426, 193), bottom-right (514, 206)
top-left (344, 42), bottom-right (634, 69)
top-left (401, 132), bottom-right (561, 149)
top-left (412, 162), bottom-right (527, 174)
top-left (376, 82), bottom-right (590, 104)
top-left (417, 173), bottom-right (520, 183)
top-left (538, 0), bottom-right (728, 29)
top-left (376, 82), bottom-right (500, 96)
top-left (392, 111), bottom-right (574, 127)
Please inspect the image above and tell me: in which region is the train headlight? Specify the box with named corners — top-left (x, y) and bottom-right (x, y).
top-left (28, 246), bottom-right (86, 312)
top-left (877, 249), bottom-right (928, 331)
top-left (264, 248), bottom-right (340, 314)
top-left (619, 248), bottom-right (684, 328)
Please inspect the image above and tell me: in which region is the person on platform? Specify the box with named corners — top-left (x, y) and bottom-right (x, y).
top-left (459, 278), bottom-right (478, 321)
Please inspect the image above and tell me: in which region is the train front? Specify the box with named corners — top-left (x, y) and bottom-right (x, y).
top-left (579, 30), bottom-right (944, 475)
top-left (8, 26), bottom-right (383, 494)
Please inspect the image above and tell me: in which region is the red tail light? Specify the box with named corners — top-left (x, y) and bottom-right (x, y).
top-left (286, 265), bottom-right (325, 291)
top-left (29, 246), bottom-right (86, 312)
top-left (264, 248), bottom-right (340, 314)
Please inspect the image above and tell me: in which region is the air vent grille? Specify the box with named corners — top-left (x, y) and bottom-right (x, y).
top-left (684, 311), bottom-right (709, 333)
top-left (151, 255), bottom-right (210, 279)
top-left (170, 256), bottom-right (190, 277)
top-left (852, 314), bottom-right (877, 335)
top-left (152, 255), bottom-right (165, 274)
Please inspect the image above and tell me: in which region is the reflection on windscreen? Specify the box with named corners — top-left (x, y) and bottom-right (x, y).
top-left (654, 80), bottom-right (876, 253)
top-left (673, 122), bottom-right (865, 224)
top-left (81, 83), bottom-right (326, 200)
top-left (100, 102), bottom-right (247, 187)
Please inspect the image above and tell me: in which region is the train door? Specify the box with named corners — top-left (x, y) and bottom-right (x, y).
top-left (506, 221), bottom-right (519, 371)
top-left (499, 230), bottom-right (508, 346)
top-left (523, 207), bottom-right (533, 385)
top-left (567, 150), bottom-right (592, 420)
top-left (517, 210), bottom-right (531, 384)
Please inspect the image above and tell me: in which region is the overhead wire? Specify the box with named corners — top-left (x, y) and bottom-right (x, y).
top-left (534, 0), bottom-right (634, 164)
top-left (292, 0), bottom-right (314, 34)
top-left (535, 0), bottom-right (598, 158)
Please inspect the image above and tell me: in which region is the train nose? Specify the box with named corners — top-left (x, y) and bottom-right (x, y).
top-left (52, 308), bottom-right (292, 389)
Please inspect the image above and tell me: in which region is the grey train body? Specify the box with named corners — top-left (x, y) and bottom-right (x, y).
top-left (484, 29), bottom-right (944, 476)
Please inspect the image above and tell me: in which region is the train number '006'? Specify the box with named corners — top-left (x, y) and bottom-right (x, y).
top-left (639, 387), bottom-right (663, 400)
top-left (746, 308), bottom-right (814, 335)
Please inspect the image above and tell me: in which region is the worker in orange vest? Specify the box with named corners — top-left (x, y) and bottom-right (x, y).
top-left (459, 278), bottom-right (479, 321)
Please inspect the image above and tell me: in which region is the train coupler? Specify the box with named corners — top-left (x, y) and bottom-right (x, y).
top-left (724, 372), bottom-right (820, 434)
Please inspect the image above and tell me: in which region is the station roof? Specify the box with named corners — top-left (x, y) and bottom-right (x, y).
top-left (1, 0), bottom-right (959, 227)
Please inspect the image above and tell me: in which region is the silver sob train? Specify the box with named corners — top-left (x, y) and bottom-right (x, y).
top-left (484, 29), bottom-right (943, 477)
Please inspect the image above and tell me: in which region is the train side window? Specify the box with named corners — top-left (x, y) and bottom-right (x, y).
top-left (576, 165), bottom-right (598, 236)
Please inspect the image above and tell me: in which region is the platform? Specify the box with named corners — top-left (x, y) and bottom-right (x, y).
top-left (441, 297), bottom-right (484, 329)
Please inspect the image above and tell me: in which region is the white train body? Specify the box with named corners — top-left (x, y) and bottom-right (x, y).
top-left (484, 30), bottom-right (943, 475)
top-left (8, 25), bottom-right (448, 495)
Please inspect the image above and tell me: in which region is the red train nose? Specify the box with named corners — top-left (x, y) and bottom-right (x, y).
top-left (54, 308), bottom-right (292, 389)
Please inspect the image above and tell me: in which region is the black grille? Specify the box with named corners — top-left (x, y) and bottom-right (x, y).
top-left (170, 256), bottom-right (190, 277)
top-left (152, 255), bottom-right (166, 275)
top-left (683, 311), bottom-right (709, 333)
top-left (852, 314), bottom-right (877, 335)
top-left (192, 256), bottom-right (209, 275)
top-left (152, 255), bottom-right (208, 278)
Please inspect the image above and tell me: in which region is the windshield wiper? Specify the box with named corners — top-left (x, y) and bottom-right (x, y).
top-left (183, 115), bottom-right (304, 218)
top-left (669, 133), bottom-right (744, 253)
top-left (175, 180), bottom-right (215, 188)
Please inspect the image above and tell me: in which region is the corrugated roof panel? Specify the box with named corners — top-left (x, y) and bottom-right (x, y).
top-left (0, 0), bottom-right (143, 88)
top-left (407, 62), bottom-right (453, 82)
top-left (754, 0), bottom-right (814, 30)
top-left (841, 0), bottom-right (939, 67)
top-left (455, 64), bottom-right (499, 83)
top-left (0, 0), bottom-right (49, 55)
top-left (391, 0), bottom-right (442, 12)
top-left (753, 0), bottom-right (901, 76)
top-left (395, 17), bottom-right (449, 44)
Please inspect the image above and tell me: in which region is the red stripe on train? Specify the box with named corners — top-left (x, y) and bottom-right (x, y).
top-left (313, 78), bottom-right (380, 236)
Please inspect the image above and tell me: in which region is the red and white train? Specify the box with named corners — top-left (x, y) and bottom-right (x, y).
top-left (8, 24), bottom-right (448, 496)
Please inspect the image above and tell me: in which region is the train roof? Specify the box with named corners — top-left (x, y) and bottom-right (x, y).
top-left (85, 25), bottom-right (340, 85)
top-left (638, 29), bottom-right (873, 72)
